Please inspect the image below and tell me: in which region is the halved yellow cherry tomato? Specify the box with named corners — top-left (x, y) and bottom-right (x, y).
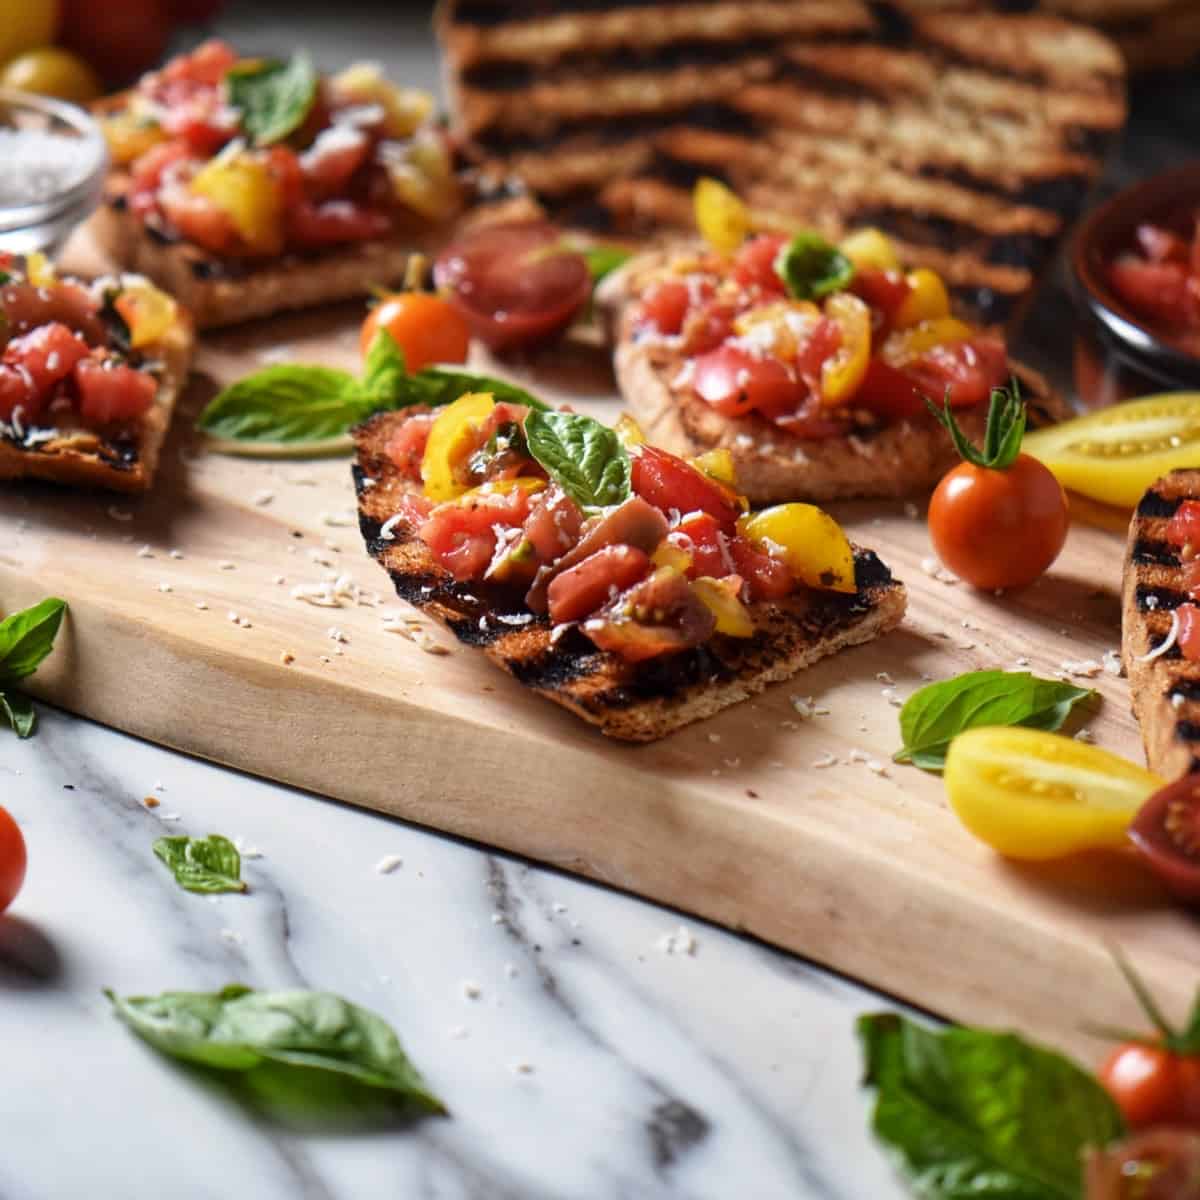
top-left (734, 300), bottom-right (820, 359)
top-left (690, 576), bottom-right (754, 637)
top-left (737, 503), bottom-right (856, 593)
top-left (821, 292), bottom-right (871, 406)
top-left (420, 391), bottom-right (496, 502)
top-left (838, 227), bottom-right (899, 272)
top-left (190, 154), bottom-right (283, 255)
top-left (613, 413), bottom-right (646, 448)
top-left (689, 447), bottom-right (737, 488)
top-left (331, 63), bottom-right (433, 138)
top-left (651, 538), bottom-right (692, 573)
top-left (694, 177), bottom-right (749, 256)
top-left (462, 476), bottom-right (545, 502)
top-left (881, 317), bottom-right (973, 367)
top-left (1022, 393), bottom-right (1200, 509)
top-left (944, 728), bottom-right (1163, 860)
top-left (114, 279), bottom-right (178, 350)
top-left (893, 268), bottom-right (951, 330)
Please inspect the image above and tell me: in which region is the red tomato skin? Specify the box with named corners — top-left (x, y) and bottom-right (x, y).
top-left (287, 201), bottom-right (391, 249)
top-left (729, 535), bottom-right (794, 601)
top-left (692, 345), bottom-right (803, 419)
top-left (74, 360), bottom-right (158, 425)
top-left (547, 545), bottom-right (652, 625)
top-left (636, 279), bottom-right (691, 336)
top-left (680, 299), bottom-right (738, 355)
top-left (384, 412), bottom-right (435, 482)
top-left (927, 453), bottom-right (1069, 590)
top-left (1099, 1044), bottom-right (1200, 1130)
top-left (524, 488), bottom-right (583, 562)
top-left (0, 806), bottom-right (26, 915)
top-left (673, 513), bottom-right (729, 579)
top-left (0, 367), bottom-right (39, 423)
top-left (856, 356), bottom-right (925, 420)
top-left (300, 129), bottom-right (371, 201)
top-left (1168, 501), bottom-right (1200, 551)
top-left (1110, 256), bottom-right (1198, 330)
top-left (794, 317), bottom-right (842, 397)
top-left (732, 235), bottom-right (788, 293)
top-left (1184, 559), bottom-right (1200, 601)
top-left (903, 337), bottom-right (1009, 411)
top-left (1129, 772), bottom-right (1200, 903)
top-left (419, 488), bottom-right (536, 581)
top-left (630, 445), bottom-right (740, 533)
top-left (3, 323), bottom-right (90, 395)
top-left (1179, 604), bottom-right (1200, 663)
top-left (850, 269), bottom-right (911, 334)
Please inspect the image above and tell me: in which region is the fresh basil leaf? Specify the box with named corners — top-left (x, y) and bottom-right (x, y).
top-left (0, 690), bottom-right (35, 738)
top-left (774, 232), bottom-right (854, 301)
top-left (107, 984), bottom-right (445, 1113)
top-left (153, 835), bottom-right (246, 894)
top-left (197, 366), bottom-right (369, 443)
top-left (858, 1012), bottom-right (1123, 1200)
top-left (225, 52), bottom-right (318, 146)
top-left (895, 670), bottom-right (1094, 773)
top-left (0, 597), bottom-right (67, 684)
top-left (525, 410), bottom-right (630, 510)
top-left (362, 328), bottom-right (407, 403)
top-left (399, 367), bottom-right (549, 413)
top-left (583, 245), bottom-right (632, 286)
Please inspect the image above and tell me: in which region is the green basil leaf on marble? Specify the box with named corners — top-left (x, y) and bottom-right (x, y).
top-left (153, 834), bottom-right (247, 894)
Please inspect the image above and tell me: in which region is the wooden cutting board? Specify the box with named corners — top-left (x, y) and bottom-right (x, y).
top-left (3, 228), bottom-right (1197, 1060)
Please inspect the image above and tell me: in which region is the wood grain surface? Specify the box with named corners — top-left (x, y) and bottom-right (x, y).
top-left (1, 225), bottom-right (1195, 1058)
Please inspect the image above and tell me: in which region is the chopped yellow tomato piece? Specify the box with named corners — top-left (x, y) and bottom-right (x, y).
top-left (652, 539), bottom-right (693, 573)
top-left (838, 227), bottom-right (899, 272)
top-left (881, 317), bottom-right (972, 368)
top-left (101, 111), bottom-right (166, 165)
top-left (613, 413), bottom-right (646, 448)
top-left (114, 279), bottom-right (178, 350)
top-left (24, 252), bottom-right (55, 288)
top-left (691, 576), bottom-right (754, 637)
top-left (1022, 392), bottom-right (1200, 509)
top-left (387, 132), bottom-right (459, 221)
top-left (734, 300), bottom-right (820, 359)
top-left (893, 268), bottom-right (950, 330)
top-left (821, 292), bottom-right (871, 407)
top-left (420, 391), bottom-right (496, 503)
top-left (945, 728), bottom-right (1163, 860)
top-left (694, 177), bottom-right (749, 256)
top-left (737, 503), bottom-right (856, 593)
top-left (190, 153), bottom-right (283, 255)
top-left (331, 63), bottom-right (433, 138)
top-left (689, 448), bottom-right (737, 487)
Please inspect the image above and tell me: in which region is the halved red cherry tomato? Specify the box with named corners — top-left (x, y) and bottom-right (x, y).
top-left (636, 278), bottom-right (691, 335)
top-left (674, 511), bottom-right (728, 578)
top-left (1130, 774), bottom-right (1200, 904)
top-left (729, 534), bottom-right (794, 601)
top-left (732, 234), bottom-right (787, 293)
top-left (74, 359), bottom-right (158, 425)
top-left (360, 293), bottom-right (470, 371)
top-left (903, 337), bottom-right (1009, 411)
top-left (433, 222), bottom-right (591, 351)
top-left (1086, 1129), bottom-right (1200, 1199)
top-left (547, 545), bottom-right (652, 625)
top-left (850, 268), bottom-right (911, 334)
top-left (1099, 1042), bottom-right (1200, 1130)
top-left (0, 806), bottom-right (26, 915)
top-left (631, 445), bottom-right (740, 532)
top-left (1168, 501), bottom-right (1200, 552)
top-left (692, 345), bottom-right (802, 419)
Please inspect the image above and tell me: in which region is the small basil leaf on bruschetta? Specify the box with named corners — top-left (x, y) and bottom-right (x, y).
top-left (774, 232), bottom-right (854, 301)
top-left (525, 410), bottom-right (631, 511)
top-left (895, 668), bottom-right (1094, 772)
top-left (153, 834), bottom-right (246, 894)
top-left (225, 51), bottom-right (318, 146)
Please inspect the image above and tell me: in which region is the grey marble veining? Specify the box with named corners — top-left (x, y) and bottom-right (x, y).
top-left (1, 711), bottom-right (910, 1199)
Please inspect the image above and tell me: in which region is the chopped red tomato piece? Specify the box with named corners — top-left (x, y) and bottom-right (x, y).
top-left (850, 269), bottom-right (911, 334)
top-left (732, 234), bottom-right (787, 293)
top-left (286, 200), bottom-right (391, 248)
top-left (902, 337), bottom-right (1008, 411)
top-left (636, 278), bottom-right (691, 336)
top-left (158, 186), bottom-right (240, 256)
top-left (1168, 500), bottom-right (1200, 552)
top-left (1110, 256), bottom-right (1197, 330)
top-left (159, 39), bottom-right (237, 87)
top-left (729, 535), bottom-right (795, 602)
top-left (0, 367), bottom-right (40, 424)
top-left (1183, 557), bottom-right (1200, 599)
top-left (3, 323), bottom-right (90, 395)
top-left (131, 141), bottom-right (192, 194)
top-left (547, 545), bottom-right (652, 625)
top-left (265, 145), bottom-right (305, 210)
top-left (385, 412), bottom-right (435, 481)
top-left (300, 128), bottom-right (372, 200)
top-left (794, 317), bottom-right (843, 398)
top-left (674, 511), bottom-right (730, 578)
top-left (162, 91), bottom-right (238, 156)
top-left (693, 345), bottom-right (803, 419)
top-left (681, 298), bottom-right (738, 355)
top-left (419, 486), bottom-right (537, 581)
top-left (0, 280), bottom-right (105, 344)
top-left (584, 568), bottom-right (715, 661)
top-left (74, 359), bottom-right (157, 424)
top-left (855, 356), bottom-right (925, 420)
top-left (1179, 603), bottom-right (1200, 663)
top-left (631, 445), bottom-right (740, 533)
top-left (398, 492), bottom-right (433, 526)
top-left (524, 487), bottom-right (583, 562)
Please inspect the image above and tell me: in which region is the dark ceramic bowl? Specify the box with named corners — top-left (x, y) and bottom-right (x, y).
top-left (1070, 162), bottom-right (1200, 408)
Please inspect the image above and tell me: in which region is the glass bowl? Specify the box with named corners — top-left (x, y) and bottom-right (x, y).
top-left (0, 87), bottom-right (108, 258)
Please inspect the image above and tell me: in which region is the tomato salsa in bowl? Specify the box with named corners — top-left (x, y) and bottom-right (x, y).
top-left (1071, 163), bottom-right (1200, 407)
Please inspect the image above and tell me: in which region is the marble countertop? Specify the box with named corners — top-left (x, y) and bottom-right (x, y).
top-left (3, 8), bottom-right (1196, 1198)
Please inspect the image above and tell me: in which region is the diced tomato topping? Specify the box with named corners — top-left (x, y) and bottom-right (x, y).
top-left (286, 200), bottom-right (391, 248)
top-left (631, 445), bottom-right (740, 533)
top-left (584, 568), bottom-right (715, 662)
top-left (74, 359), bottom-right (158, 425)
top-left (384, 412), bottom-right (435, 481)
top-left (131, 141), bottom-right (192, 194)
top-left (732, 234), bottom-right (788, 294)
top-left (0, 366), bottom-right (40, 424)
top-left (771, 398), bottom-right (854, 439)
top-left (636, 278), bottom-right (691, 336)
top-left (855, 356), bottom-right (925, 420)
top-left (1109, 256), bottom-right (1197, 330)
top-left (3, 323), bottom-right (90, 395)
top-left (159, 39), bottom-right (237, 87)
top-left (902, 336), bottom-right (1009, 411)
top-left (693, 345), bottom-right (804, 419)
top-left (266, 146), bottom-right (305, 211)
top-left (419, 486), bottom-right (537, 581)
top-left (795, 317), bottom-right (843, 398)
top-left (1179, 603), bottom-right (1200, 663)
top-left (158, 186), bottom-right (240, 256)
top-left (547, 545), bottom-right (651, 625)
top-left (850, 269), bottom-right (911, 335)
top-left (1183, 557), bottom-right (1200, 600)
top-left (1136, 223), bottom-right (1190, 264)
top-left (162, 91), bottom-right (238, 156)
top-left (397, 492), bottom-right (433, 525)
top-left (729, 535), bottom-right (795, 602)
top-left (300, 128), bottom-right (372, 201)
top-left (673, 512), bottom-right (729, 579)
top-left (681, 298), bottom-right (738, 355)
top-left (524, 487), bottom-right (583, 562)
top-left (1168, 500), bottom-right (1200, 552)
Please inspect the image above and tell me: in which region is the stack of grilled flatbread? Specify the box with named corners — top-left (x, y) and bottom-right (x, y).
top-left (439, 0), bottom-right (1127, 324)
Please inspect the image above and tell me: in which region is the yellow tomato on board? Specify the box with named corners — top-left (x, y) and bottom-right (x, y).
top-left (0, 0), bottom-right (59, 70)
top-left (0, 46), bottom-right (100, 103)
top-left (944, 727), bottom-right (1163, 860)
top-left (737, 503), bottom-right (857, 593)
top-left (1022, 393), bottom-right (1200, 509)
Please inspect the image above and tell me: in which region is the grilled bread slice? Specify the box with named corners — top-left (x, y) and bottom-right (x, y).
top-left (353, 410), bottom-right (907, 741)
top-left (600, 248), bottom-right (1068, 504)
top-left (1123, 470), bottom-right (1200, 780)
top-left (441, 2), bottom-right (1126, 325)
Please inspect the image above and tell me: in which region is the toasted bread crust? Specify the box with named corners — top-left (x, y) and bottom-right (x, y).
top-left (1122, 471), bottom-right (1200, 780)
top-left (353, 410), bottom-right (907, 741)
top-left (0, 317), bottom-right (193, 493)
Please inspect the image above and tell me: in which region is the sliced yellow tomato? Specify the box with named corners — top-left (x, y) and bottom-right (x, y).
top-left (821, 292), bottom-right (871, 406)
top-left (1022, 393), bottom-right (1200, 509)
top-left (689, 447), bottom-right (737, 487)
top-left (613, 413), bottom-right (646, 448)
top-left (881, 317), bottom-right (972, 367)
top-left (694, 177), bottom-right (749, 256)
top-left (420, 392), bottom-right (496, 503)
top-left (652, 538), bottom-right (692, 573)
top-left (190, 154), bottom-right (283, 255)
top-left (737, 503), bottom-right (856, 593)
top-left (838, 227), bottom-right (899, 272)
top-left (387, 132), bottom-right (459, 221)
top-left (100, 110), bottom-right (166, 166)
top-left (331, 63), bottom-right (433, 138)
top-left (944, 728), bottom-right (1163, 861)
top-left (893, 268), bottom-right (950, 330)
top-left (114, 279), bottom-right (178, 350)
top-left (734, 300), bottom-right (820, 359)
top-left (691, 576), bottom-right (754, 637)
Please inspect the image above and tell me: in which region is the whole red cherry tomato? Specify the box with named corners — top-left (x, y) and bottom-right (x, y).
top-left (0, 806), bottom-right (27, 915)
